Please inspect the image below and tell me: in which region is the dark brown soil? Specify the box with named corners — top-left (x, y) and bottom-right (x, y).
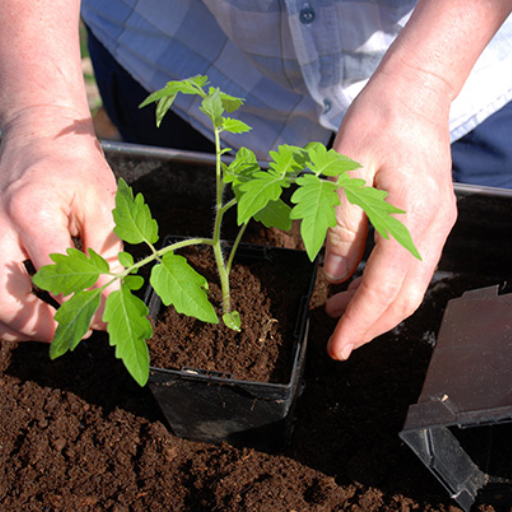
top-left (149, 243), bottom-right (312, 383)
top-left (0, 155), bottom-right (508, 511)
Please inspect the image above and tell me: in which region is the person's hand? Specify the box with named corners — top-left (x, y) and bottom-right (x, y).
top-left (324, 67), bottom-right (458, 360)
top-left (0, 107), bottom-right (123, 342)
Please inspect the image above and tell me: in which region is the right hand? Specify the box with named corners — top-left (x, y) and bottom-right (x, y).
top-left (0, 107), bottom-right (123, 342)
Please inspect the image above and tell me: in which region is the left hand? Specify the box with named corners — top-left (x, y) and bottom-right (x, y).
top-left (323, 66), bottom-right (458, 360)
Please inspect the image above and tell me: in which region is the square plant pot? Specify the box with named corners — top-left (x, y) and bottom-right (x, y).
top-left (145, 238), bottom-right (318, 452)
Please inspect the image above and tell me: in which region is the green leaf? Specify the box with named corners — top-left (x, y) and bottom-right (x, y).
top-left (139, 75), bottom-right (208, 109)
top-left (118, 251), bottom-right (134, 269)
top-left (150, 252), bottom-right (218, 324)
top-left (219, 91), bottom-right (244, 113)
top-left (308, 145), bottom-right (361, 177)
top-left (33, 247), bottom-right (109, 296)
top-left (103, 285), bottom-right (152, 387)
top-left (123, 275), bottom-right (145, 291)
top-left (269, 144), bottom-right (310, 178)
top-left (290, 174), bottom-right (340, 261)
top-left (223, 147), bottom-right (259, 185)
top-left (223, 311), bottom-right (241, 331)
top-left (237, 171), bottom-right (289, 225)
top-left (222, 117), bottom-right (251, 134)
top-left (155, 93), bottom-right (177, 127)
top-left (338, 174), bottom-right (421, 259)
top-left (50, 289), bottom-right (102, 359)
top-left (113, 178), bottom-right (159, 246)
top-left (253, 199), bottom-right (292, 231)
top-left (200, 88), bottom-right (224, 127)
top-left (139, 75), bottom-right (209, 127)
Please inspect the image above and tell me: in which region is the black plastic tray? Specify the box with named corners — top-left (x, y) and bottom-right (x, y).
top-left (101, 141), bottom-right (512, 505)
top-left (400, 182), bottom-right (512, 512)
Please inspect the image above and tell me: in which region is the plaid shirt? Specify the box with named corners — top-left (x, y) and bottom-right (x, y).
top-left (82, 0), bottom-right (512, 160)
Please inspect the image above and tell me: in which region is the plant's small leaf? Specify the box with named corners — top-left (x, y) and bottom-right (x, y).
top-left (150, 253), bottom-right (218, 324)
top-left (50, 289), bottom-right (102, 359)
top-left (291, 174), bottom-right (340, 261)
top-left (253, 199), bottom-right (292, 231)
top-left (113, 178), bottom-right (159, 246)
top-left (269, 144), bottom-right (310, 177)
top-left (308, 145), bottom-right (361, 177)
top-left (33, 247), bottom-right (109, 296)
top-left (338, 173), bottom-right (421, 259)
top-left (138, 87), bottom-right (175, 109)
top-left (155, 93), bottom-right (177, 127)
top-left (103, 285), bottom-right (152, 387)
top-left (223, 311), bottom-right (241, 331)
top-left (219, 91), bottom-right (244, 113)
top-left (223, 147), bottom-right (259, 185)
top-left (222, 118), bottom-right (251, 134)
top-left (200, 88), bottom-right (224, 127)
top-left (118, 251), bottom-right (134, 269)
top-left (237, 171), bottom-right (289, 225)
top-left (139, 75), bottom-right (208, 109)
top-left (304, 141), bottom-right (324, 152)
top-left (124, 275), bottom-right (145, 291)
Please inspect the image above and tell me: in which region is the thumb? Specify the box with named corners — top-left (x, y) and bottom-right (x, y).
top-left (323, 187), bottom-right (368, 284)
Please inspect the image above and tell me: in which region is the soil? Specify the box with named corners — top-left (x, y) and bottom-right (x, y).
top-left (148, 243), bottom-right (313, 383)
top-left (0, 156), bottom-right (509, 511)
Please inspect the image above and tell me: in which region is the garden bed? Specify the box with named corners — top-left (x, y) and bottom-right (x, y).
top-left (0, 143), bottom-right (511, 511)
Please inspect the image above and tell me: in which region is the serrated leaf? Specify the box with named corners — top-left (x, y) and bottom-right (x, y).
top-left (103, 285), bottom-right (152, 387)
top-left (223, 311), bottom-right (241, 331)
top-left (139, 75), bottom-right (208, 109)
top-left (269, 144), bottom-right (310, 177)
top-left (291, 174), bottom-right (340, 261)
top-left (222, 118), bottom-right (251, 134)
top-left (253, 199), bottom-right (292, 231)
top-left (33, 247), bottom-right (109, 296)
top-left (150, 253), bottom-right (218, 324)
top-left (200, 88), bottom-right (224, 127)
top-left (50, 289), bottom-right (102, 359)
top-left (223, 147), bottom-right (259, 185)
top-left (113, 178), bottom-right (159, 246)
top-left (308, 145), bottom-right (361, 177)
top-left (118, 251), bottom-right (134, 269)
top-left (338, 174), bottom-right (421, 259)
top-left (237, 171), bottom-right (289, 225)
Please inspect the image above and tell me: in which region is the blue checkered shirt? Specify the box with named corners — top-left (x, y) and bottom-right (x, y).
top-left (82, 0), bottom-right (512, 159)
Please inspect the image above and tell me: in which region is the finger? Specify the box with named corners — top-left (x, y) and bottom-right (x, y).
top-left (327, 238), bottom-right (436, 361)
top-left (79, 188), bottom-right (123, 330)
top-left (325, 276), bottom-right (362, 317)
top-left (0, 255), bottom-right (57, 342)
top-left (324, 188), bottom-right (369, 283)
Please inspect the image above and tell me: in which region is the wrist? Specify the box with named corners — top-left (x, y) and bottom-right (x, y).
top-left (1, 104), bottom-right (96, 147)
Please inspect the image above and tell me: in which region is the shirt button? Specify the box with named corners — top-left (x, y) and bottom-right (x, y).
top-left (299, 6), bottom-right (315, 24)
top-left (323, 99), bottom-right (332, 113)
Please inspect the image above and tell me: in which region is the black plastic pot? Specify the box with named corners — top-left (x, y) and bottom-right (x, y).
top-left (145, 239), bottom-right (318, 452)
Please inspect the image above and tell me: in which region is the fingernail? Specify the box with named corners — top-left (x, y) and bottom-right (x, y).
top-left (324, 255), bottom-right (348, 282)
top-left (340, 344), bottom-right (354, 360)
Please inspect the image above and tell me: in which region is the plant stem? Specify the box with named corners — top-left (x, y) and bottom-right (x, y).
top-left (212, 125), bottom-right (232, 315)
top-left (101, 237), bottom-right (213, 292)
top-left (226, 222), bottom-right (248, 275)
